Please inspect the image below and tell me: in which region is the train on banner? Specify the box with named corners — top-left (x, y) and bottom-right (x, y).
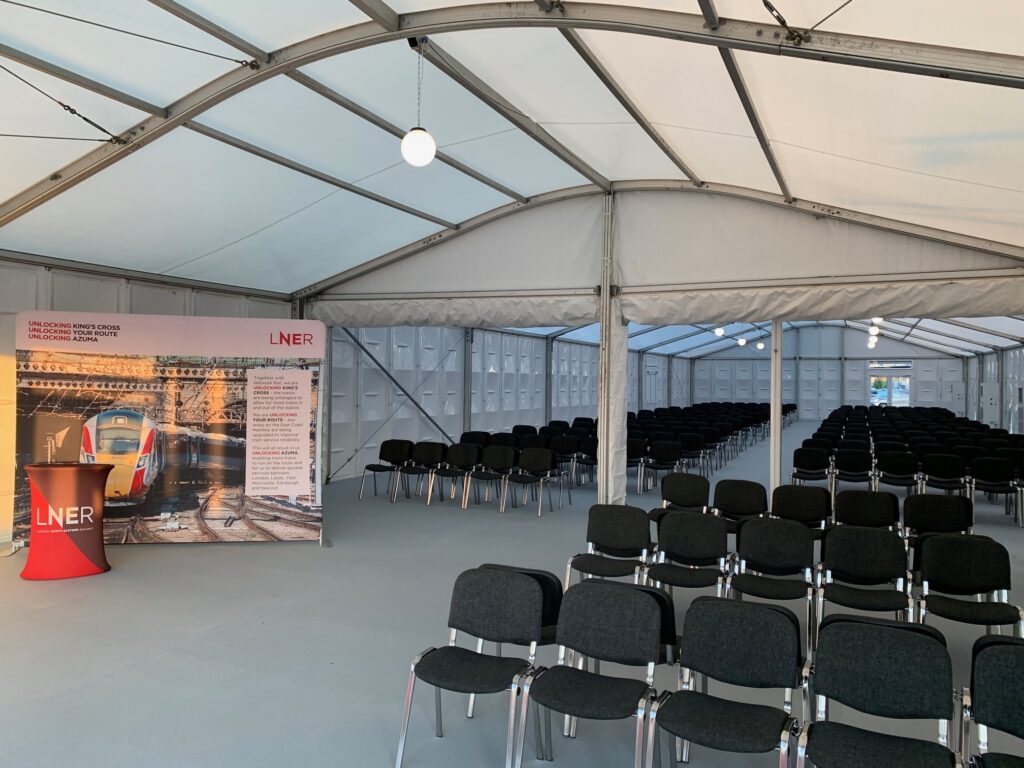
top-left (13, 311), bottom-right (326, 546)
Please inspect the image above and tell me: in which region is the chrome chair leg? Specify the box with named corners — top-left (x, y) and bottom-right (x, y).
top-left (543, 704), bottom-right (554, 761)
top-left (435, 685), bottom-right (443, 738)
top-left (395, 666), bottom-right (418, 768)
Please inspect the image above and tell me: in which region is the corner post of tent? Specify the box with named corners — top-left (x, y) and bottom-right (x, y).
top-left (769, 318), bottom-right (784, 491)
top-left (463, 327), bottom-right (474, 433)
top-left (597, 192), bottom-right (627, 505)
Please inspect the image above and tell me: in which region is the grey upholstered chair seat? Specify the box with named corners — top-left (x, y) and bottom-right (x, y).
top-left (822, 583), bottom-right (909, 612)
top-left (976, 753), bottom-right (1024, 768)
top-left (923, 595), bottom-right (1021, 625)
top-left (654, 690), bottom-right (789, 753)
top-left (529, 666), bottom-right (650, 720)
top-left (569, 553), bottom-right (641, 578)
top-left (730, 573), bottom-right (811, 601)
top-left (414, 646), bottom-right (531, 695)
top-left (804, 721), bottom-right (955, 768)
top-left (646, 563), bottom-right (721, 589)
top-left (507, 472), bottom-right (547, 484)
top-left (364, 463), bottom-right (398, 472)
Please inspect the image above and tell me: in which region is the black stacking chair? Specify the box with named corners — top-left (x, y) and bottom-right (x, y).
top-left (791, 448), bottom-right (830, 486)
top-left (429, 443), bottom-right (481, 506)
top-left (517, 433), bottom-right (549, 450)
top-left (970, 457), bottom-right (1020, 525)
top-left (771, 485), bottom-right (830, 538)
top-left (904, 494), bottom-right (974, 573)
top-left (489, 432), bottom-right (519, 448)
top-left (643, 441), bottom-right (683, 493)
top-left (677, 432), bottom-right (707, 475)
top-left (575, 437), bottom-right (598, 485)
top-left (392, 441), bottom-right (447, 503)
top-left (802, 438), bottom-right (834, 453)
top-left (961, 636), bottom-right (1024, 767)
top-left (711, 479), bottom-right (768, 534)
top-left (512, 424), bottom-right (538, 438)
top-left (797, 616), bottom-right (958, 768)
top-left (816, 525), bottom-right (913, 643)
top-left (627, 438), bottom-right (648, 495)
top-left (646, 598), bottom-right (802, 768)
top-left (549, 435), bottom-right (580, 488)
top-left (837, 439), bottom-right (870, 452)
top-left (565, 505), bottom-right (651, 590)
top-left (833, 489), bottom-right (900, 530)
top-left (829, 449), bottom-right (873, 506)
top-left (514, 582), bottom-right (660, 767)
top-left (506, 447), bottom-right (565, 517)
top-left (396, 567), bottom-right (544, 768)
top-left (465, 445), bottom-right (517, 512)
top-left (919, 453), bottom-right (968, 496)
top-left (873, 440), bottom-right (908, 455)
top-left (460, 430), bottom-right (490, 447)
top-left (729, 517), bottom-right (816, 652)
top-left (919, 535), bottom-right (1023, 638)
top-left (571, 417), bottom-right (595, 430)
top-left (649, 473), bottom-right (709, 527)
top-left (481, 564), bottom-right (563, 651)
top-left (359, 438), bottom-right (413, 499)
top-left (646, 510), bottom-right (730, 599)
top-left (873, 451), bottom-right (919, 495)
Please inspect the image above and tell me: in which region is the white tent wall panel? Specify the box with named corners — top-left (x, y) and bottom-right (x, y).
top-left (967, 356), bottom-right (981, 422)
top-left (669, 357), bottom-right (690, 407)
top-left (552, 340), bottom-right (598, 424)
top-left (0, 260), bottom-right (291, 542)
top-left (328, 326), bottom-right (464, 482)
top-left (627, 351), bottom-right (639, 412)
top-left (640, 354), bottom-right (669, 410)
top-left (1005, 347), bottom-right (1024, 434)
top-left (471, 331), bottom-right (545, 433)
top-left (981, 353), bottom-right (1001, 427)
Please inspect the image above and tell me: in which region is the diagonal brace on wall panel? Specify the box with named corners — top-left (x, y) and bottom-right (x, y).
top-left (340, 327), bottom-right (455, 443)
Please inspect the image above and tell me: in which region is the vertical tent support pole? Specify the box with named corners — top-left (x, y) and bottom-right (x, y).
top-left (323, 328), bottom-right (333, 484)
top-left (544, 336), bottom-right (554, 426)
top-left (997, 349), bottom-right (1006, 428)
top-left (666, 357), bottom-right (673, 407)
top-left (463, 328), bottom-right (474, 434)
top-left (637, 352), bottom-right (645, 411)
top-left (769, 318), bottom-right (784, 491)
top-left (596, 192), bottom-right (626, 504)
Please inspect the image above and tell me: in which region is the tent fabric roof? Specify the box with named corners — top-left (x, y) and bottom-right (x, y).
top-left (2, 0), bottom-right (1024, 296)
top-left (509, 318), bottom-right (1024, 358)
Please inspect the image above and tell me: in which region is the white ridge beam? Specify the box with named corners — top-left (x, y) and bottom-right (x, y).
top-left (560, 28), bottom-right (701, 184)
top-left (187, 121), bottom-right (457, 229)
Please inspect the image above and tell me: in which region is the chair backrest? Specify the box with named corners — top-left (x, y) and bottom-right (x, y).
top-left (874, 441), bottom-right (908, 455)
top-left (585, 580), bottom-right (677, 650)
top-left (459, 431), bottom-right (490, 447)
top-left (512, 424), bottom-right (537, 437)
top-left (822, 525), bottom-right (907, 584)
top-left (445, 442), bottom-right (481, 470)
top-left (548, 420), bottom-right (570, 430)
top-left (648, 440), bottom-right (682, 462)
top-left (834, 449), bottom-right (872, 473)
top-left (971, 456), bottom-right (1015, 484)
top-left (771, 485), bottom-right (830, 526)
top-left (713, 479), bottom-right (768, 518)
top-left (678, 432), bottom-right (705, 452)
top-left (480, 444), bottom-right (517, 472)
top-left (815, 616), bottom-right (951, 720)
top-left (379, 438), bottom-right (413, 465)
top-left (680, 597), bottom-right (800, 689)
top-left (480, 564), bottom-right (563, 629)
top-left (517, 434), bottom-right (549, 450)
top-left (834, 490), bottom-right (899, 528)
top-left (838, 439), bottom-right (871, 452)
top-left (920, 534), bottom-right (1011, 594)
top-left (971, 636), bottom-right (1024, 741)
top-left (802, 438), bottom-right (834, 452)
top-left (903, 494), bottom-right (973, 534)
top-left (549, 435), bottom-right (580, 456)
top-left (922, 453), bottom-right (966, 478)
top-left (518, 446), bottom-right (555, 474)
top-left (626, 438), bottom-right (647, 461)
top-left (793, 447), bottom-right (830, 472)
top-left (737, 517), bottom-right (814, 575)
top-left (488, 432), bottom-right (518, 448)
top-left (657, 509), bottom-right (728, 565)
top-left (556, 581), bottom-right (661, 665)
top-left (448, 567), bottom-right (543, 645)
top-left (876, 451), bottom-right (918, 476)
top-left (411, 441), bottom-right (447, 466)
top-left (586, 504), bottom-right (651, 557)
top-left (661, 472), bottom-right (709, 509)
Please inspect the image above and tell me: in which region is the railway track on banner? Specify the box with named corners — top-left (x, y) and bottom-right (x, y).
top-left (238, 505), bottom-right (282, 542)
top-left (122, 514), bottom-right (165, 544)
top-left (245, 497), bottom-right (322, 533)
top-left (194, 485), bottom-right (224, 542)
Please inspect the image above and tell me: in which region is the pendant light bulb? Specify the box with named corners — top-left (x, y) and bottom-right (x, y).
top-left (756, 341), bottom-right (765, 350)
top-left (714, 327), bottom-right (725, 337)
top-left (871, 317), bottom-right (884, 324)
top-left (869, 326), bottom-right (880, 336)
top-left (401, 127), bottom-right (436, 167)
top-left (737, 337), bottom-right (747, 346)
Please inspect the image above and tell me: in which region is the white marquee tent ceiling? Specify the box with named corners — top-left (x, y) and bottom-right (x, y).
top-left (1, 0), bottom-right (1024, 303)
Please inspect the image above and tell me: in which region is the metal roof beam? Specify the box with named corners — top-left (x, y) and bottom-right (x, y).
top-left (0, 41), bottom-right (166, 116)
top-left (348, 0), bottom-right (400, 31)
top-left (628, 324), bottom-right (668, 338)
top-left (147, 0), bottom-right (268, 62)
top-left (937, 317), bottom-right (1024, 344)
top-left (420, 40), bottom-right (611, 191)
top-left (187, 121), bottom-right (456, 229)
top-left (640, 326), bottom-right (708, 353)
top-left (549, 324), bottom-right (594, 339)
top-left (288, 71), bottom-right (526, 202)
top-left (560, 28), bottom-right (701, 184)
top-left (847, 319), bottom-right (971, 358)
top-left (878, 318), bottom-right (999, 351)
top-left (695, 0), bottom-right (791, 201)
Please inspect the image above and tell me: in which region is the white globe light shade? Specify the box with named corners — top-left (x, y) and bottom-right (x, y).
top-left (867, 337), bottom-right (877, 347)
top-left (756, 341), bottom-right (765, 350)
top-left (737, 337), bottom-right (747, 346)
top-left (401, 127), bottom-right (436, 167)
top-left (714, 327), bottom-right (725, 337)
top-left (869, 326), bottom-right (880, 336)
top-left (871, 316), bottom-right (884, 324)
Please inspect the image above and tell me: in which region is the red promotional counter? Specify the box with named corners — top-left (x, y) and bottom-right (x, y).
top-left (21, 463), bottom-right (114, 580)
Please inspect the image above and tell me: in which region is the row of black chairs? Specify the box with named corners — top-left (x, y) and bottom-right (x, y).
top-left (397, 564), bottom-right (1022, 767)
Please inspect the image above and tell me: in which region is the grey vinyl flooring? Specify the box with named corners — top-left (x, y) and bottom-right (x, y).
top-left (1, 420), bottom-right (1022, 767)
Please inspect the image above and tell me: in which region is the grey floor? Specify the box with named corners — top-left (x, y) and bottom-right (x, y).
top-left (2, 421), bottom-right (1022, 768)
